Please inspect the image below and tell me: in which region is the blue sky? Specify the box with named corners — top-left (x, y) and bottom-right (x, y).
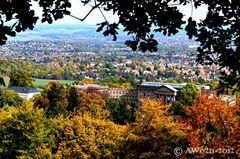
top-left (33, 0), bottom-right (207, 25)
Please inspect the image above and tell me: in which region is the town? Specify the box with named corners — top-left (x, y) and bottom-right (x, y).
top-left (0, 40), bottom-right (219, 88)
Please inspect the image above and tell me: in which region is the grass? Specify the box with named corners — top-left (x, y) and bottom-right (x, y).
top-left (3, 77), bottom-right (74, 88)
top-left (33, 79), bottom-right (74, 87)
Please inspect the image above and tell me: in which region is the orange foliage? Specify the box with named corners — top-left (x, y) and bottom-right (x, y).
top-left (185, 92), bottom-right (240, 158)
top-left (79, 92), bottom-right (109, 118)
top-left (82, 78), bottom-right (94, 84)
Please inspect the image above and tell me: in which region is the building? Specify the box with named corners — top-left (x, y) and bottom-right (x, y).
top-left (74, 82), bottom-right (210, 105)
top-left (7, 86), bottom-right (41, 100)
top-left (137, 82), bottom-right (210, 104)
top-left (220, 95), bottom-right (237, 106)
top-left (108, 88), bottom-right (138, 101)
top-left (137, 83), bottom-right (178, 104)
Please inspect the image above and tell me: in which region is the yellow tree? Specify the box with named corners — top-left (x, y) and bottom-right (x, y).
top-left (82, 78), bottom-right (94, 84)
top-left (0, 101), bottom-right (52, 158)
top-left (119, 98), bottom-right (189, 158)
top-left (78, 92), bottom-right (109, 119)
top-left (34, 113), bottom-right (126, 159)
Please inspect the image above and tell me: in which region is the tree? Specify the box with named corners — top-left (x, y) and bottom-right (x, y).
top-left (119, 98), bottom-right (188, 158)
top-left (195, 69), bottom-right (200, 77)
top-left (79, 92), bottom-right (109, 119)
top-left (9, 69), bottom-right (34, 87)
top-left (1, 1), bottom-right (240, 90)
top-left (171, 83), bottom-right (200, 116)
top-left (184, 93), bottom-right (240, 158)
top-left (0, 88), bottom-right (23, 108)
top-left (82, 77), bottom-right (94, 84)
top-left (35, 113), bottom-right (125, 159)
top-left (33, 81), bottom-right (68, 118)
top-left (0, 102), bottom-right (52, 158)
top-left (0, 76), bottom-right (5, 87)
top-left (84, 86), bottom-right (110, 100)
top-left (67, 86), bottom-right (81, 112)
top-left (45, 82), bottom-right (69, 117)
top-left (106, 98), bottom-right (135, 125)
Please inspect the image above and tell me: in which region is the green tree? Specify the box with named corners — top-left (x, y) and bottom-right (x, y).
top-left (171, 83), bottom-right (200, 116)
top-left (67, 86), bottom-right (81, 112)
top-left (45, 82), bottom-right (68, 118)
top-left (195, 69), bottom-right (200, 77)
top-left (9, 69), bottom-right (34, 87)
top-left (106, 98), bottom-right (135, 125)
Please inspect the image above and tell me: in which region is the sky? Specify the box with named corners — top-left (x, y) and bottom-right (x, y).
top-left (32, 0), bottom-right (208, 25)
top-left (32, 0), bottom-right (118, 24)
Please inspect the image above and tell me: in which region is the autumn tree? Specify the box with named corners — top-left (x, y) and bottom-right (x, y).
top-left (0, 102), bottom-right (53, 158)
top-left (33, 81), bottom-right (68, 118)
top-left (35, 114), bottom-right (125, 159)
top-left (0, 88), bottom-right (23, 108)
top-left (84, 86), bottom-right (110, 100)
top-left (82, 77), bottom-right (94, 84)
top-left (9, 69), bottom-right (34, 87)
top-left (185, 93), bottom-right (240, 158)
top-left (119, 98), bottom-right (188, 158)
top-left (78, 91), bottom-right (109, 119)
top-left (32, 93), bottom-right (50, 110)
top-left (111, 82), bottom-right (132, 88)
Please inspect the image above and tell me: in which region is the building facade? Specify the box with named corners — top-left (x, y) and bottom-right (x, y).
top-left (137, 84), bottom-right (178, 104)
top-left (108, 88), bottom-right (138, 101)
top-left (74, 82), bottom-right (210, 105)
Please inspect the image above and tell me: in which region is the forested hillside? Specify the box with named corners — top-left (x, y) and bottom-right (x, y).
top-left (0, 60), bottom-right (80, 79)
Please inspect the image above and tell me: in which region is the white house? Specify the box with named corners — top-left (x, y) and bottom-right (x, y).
top-left (7, 86), bottom-right (41, 100)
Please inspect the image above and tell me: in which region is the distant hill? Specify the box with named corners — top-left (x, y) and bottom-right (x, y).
top-left (9, 24), bottom-right (188, 43)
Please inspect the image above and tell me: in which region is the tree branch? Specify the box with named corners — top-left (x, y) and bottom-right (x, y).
top-left (68, 2), bottom-right (101, 21)
top-left (190, 0), bottom-right (193, 17)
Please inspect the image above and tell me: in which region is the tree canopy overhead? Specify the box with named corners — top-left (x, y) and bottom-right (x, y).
top-left (1, 0), bottom-right (240, 90)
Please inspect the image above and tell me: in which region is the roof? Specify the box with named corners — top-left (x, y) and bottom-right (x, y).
top-left (140, 82), bottom-right (210, 90)
top-left (140, 82), bottom-right (187, 90)
top-left (162, 84), bottom-right (178, 92)
top-left (7, 86), bottom-right (40, 93)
